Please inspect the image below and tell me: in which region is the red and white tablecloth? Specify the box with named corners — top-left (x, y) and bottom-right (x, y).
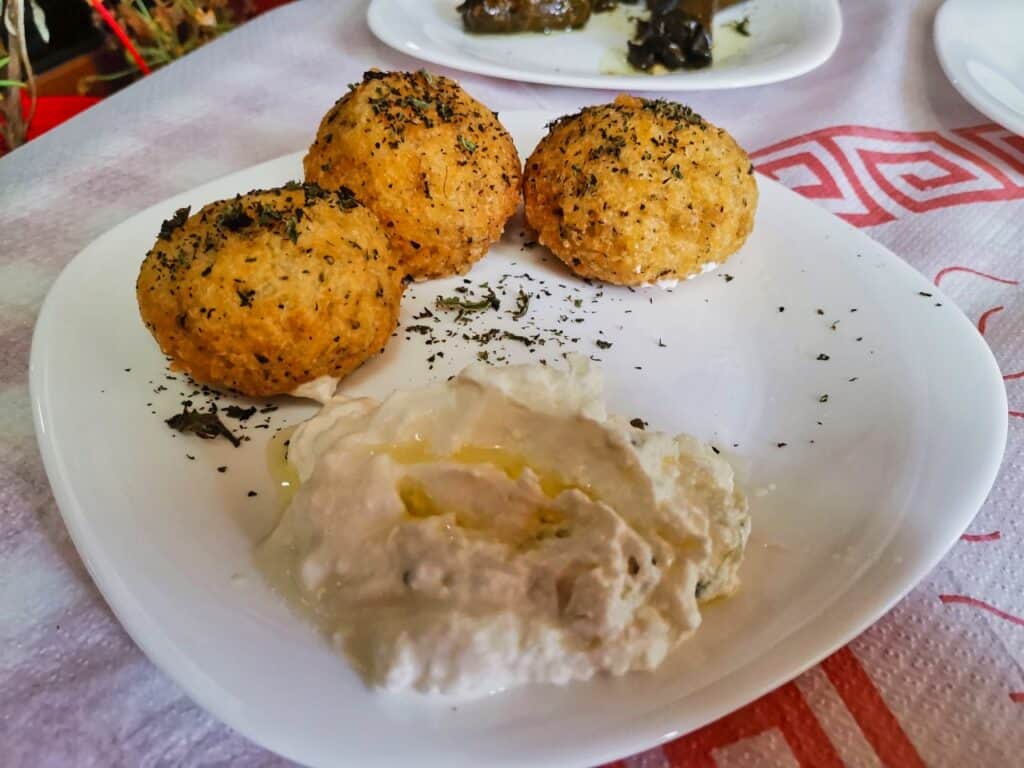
top-left (1, 1), bottom-right (1021, 765)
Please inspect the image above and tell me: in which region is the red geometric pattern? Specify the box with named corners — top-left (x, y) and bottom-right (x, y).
top-left (752, 124), bottom-right (1024, 227)
top-left (616, 647), bottom-right (924, 767)
top-left (660, 679), bottom-right (845, 767)
top-left (819, 649), bottom-right (925, 768)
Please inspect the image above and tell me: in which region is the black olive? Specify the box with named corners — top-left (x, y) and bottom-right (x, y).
top-left (460, 0), bottom-right (733, 71)
top-left (658, 39), bottom-right (687, 69)
top-left (627, 40), bottom-right (658, 70)
top-left (629, 0), bottom-right (717, 71)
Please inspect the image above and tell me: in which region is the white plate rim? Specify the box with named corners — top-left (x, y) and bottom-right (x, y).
top-left (366, 0), bottom-right (842, 91)
top-left (934, 0), bottom-right (1024, 136)
top-left (30, 136), bottom-right (1008, 766)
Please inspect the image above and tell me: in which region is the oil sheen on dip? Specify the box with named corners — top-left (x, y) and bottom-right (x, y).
top-left (260, 355), bottom-right (750, 696)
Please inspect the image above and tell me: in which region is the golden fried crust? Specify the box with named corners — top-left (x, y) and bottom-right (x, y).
top-left (136, 184), bottom-right (404, 397)
top-left (304, 70), bottom-right (522, 280)
top-left (523, 95), bottom-right (758, 286)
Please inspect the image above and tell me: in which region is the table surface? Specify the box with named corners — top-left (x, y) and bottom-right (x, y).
top-left (2, 1), bottom-right (1022, 765)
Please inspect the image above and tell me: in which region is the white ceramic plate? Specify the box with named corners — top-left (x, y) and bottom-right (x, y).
top-left (367, 0), bottom-right (841, 91)
top-left (935, 0), bottom-right (1024, 136)
top-left (31, 112), bottom-right (1006, 768)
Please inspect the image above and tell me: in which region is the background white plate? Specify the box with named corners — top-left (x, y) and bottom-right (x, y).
top-left (935, 0), bottom-right (1024, 137)
top-left (31, 112), bottom-right (1006, 768)
top-left (367, 0), bottom-right (841, 91)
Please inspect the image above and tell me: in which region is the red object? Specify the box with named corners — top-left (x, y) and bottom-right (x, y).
top-left (977, 305), bottom-right (1005, 335)
top-left (933, 265), bottom-right (1020, 288)
top-left (939, 594), bottom-right (1024, 627)
top-left (87, 0), bottom-right (152, 75)
top-left (18, 92), bottom-right (101, 140)
top-left (961, 531), bottom-right (1002, 542)
top-left (251, 0), bottom-right (294, 11)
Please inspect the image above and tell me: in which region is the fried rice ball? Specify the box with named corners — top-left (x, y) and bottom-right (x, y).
top-left (523, 95), bottom-right (758, 286)
top-left (304, 70), bottom-right (522, 280)
top-left (136, 183), bottom-right (404, 397)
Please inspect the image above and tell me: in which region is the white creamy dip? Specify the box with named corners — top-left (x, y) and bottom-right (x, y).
top-left (638, 262), bottom-right (720, 289)
top-left (290, 375), bottom-right (340, 404)
top-left (264, 355), bottom-right (750, 696)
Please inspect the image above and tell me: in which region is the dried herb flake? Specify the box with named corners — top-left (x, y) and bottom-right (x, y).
top-left (436, 288), bottom-right (498, 312)
top-left (223, 405), bottom-right (257, 421)
top-left (513, 290), bottom-right (530, 320)
top-left (158, 206), bottom-right (190, 240)
top-left (166, 407), bottom-right (241, 447)
top-left (728, 16), bottom-right (751, 36)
